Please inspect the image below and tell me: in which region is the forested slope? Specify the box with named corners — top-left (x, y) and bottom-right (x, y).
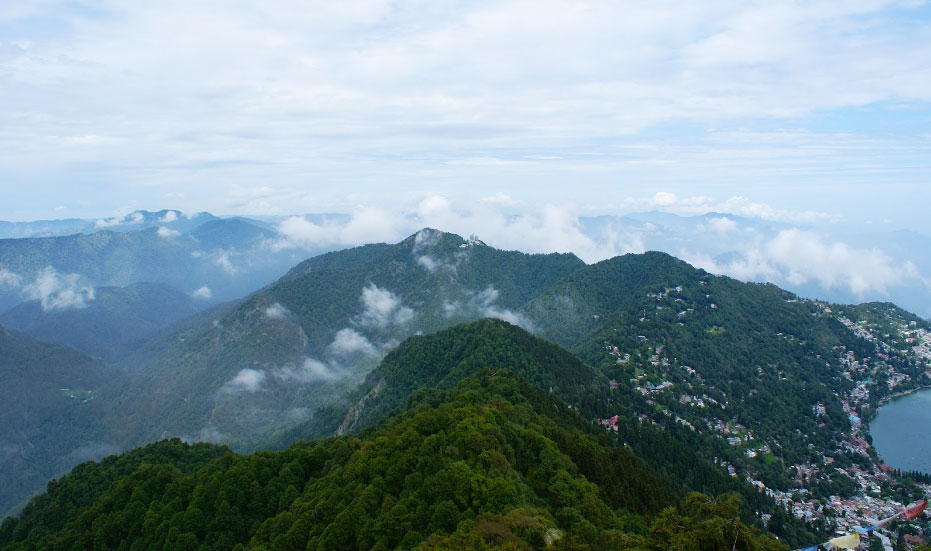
top-left (110, 229), bottom-right (585, 451)
top-left (0, 326), bottom-right (124, 516)
top-left (0, 369), bottom-right (785, 551)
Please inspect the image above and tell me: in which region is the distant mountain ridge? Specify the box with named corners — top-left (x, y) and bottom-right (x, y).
top-left (4, 208), bottom-right (929, 317)
top-left (0, 210), bottom-right (218, 238)
top-left (0, 282), bottom-right (206, 362)
top-left (0, 211), bottom-right (329, 314)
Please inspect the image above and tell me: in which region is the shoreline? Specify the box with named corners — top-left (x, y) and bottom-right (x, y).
top-left (866, 385), bottom-right (931, 475)
top-left (873, 384), bottom-right (931, 411)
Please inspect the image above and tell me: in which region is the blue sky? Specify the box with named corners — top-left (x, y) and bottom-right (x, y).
top-left (0, 1), bottom-right (929, 230)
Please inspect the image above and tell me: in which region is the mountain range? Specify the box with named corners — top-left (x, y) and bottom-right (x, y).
top-left (0, 282), bottom-right (204, 362)
top-left (0, 210), bottom-right (330, 314)
top-left (1, 227), bottom-right (929, 546)
top-left (3, 209), bottom-right (929, 319)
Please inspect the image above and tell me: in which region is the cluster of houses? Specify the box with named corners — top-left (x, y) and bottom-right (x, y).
top-left (596, 298), bottom-right (931, 546)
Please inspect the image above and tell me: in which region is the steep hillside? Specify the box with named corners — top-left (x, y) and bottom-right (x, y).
top-left (0, 369), bottom-right (787, 551)
top-left (519, 252), bottom-right (931, 509)
top-left (273, 318), bottom-right (609, 443)
top-left (0, 326), bottom-right (124, 517)
top-left (0, 282), bottom-right (206, 362)
top-left (270, 319), bottom-right (804, 533)
top-left (111, 229), bottom-right (585, 449)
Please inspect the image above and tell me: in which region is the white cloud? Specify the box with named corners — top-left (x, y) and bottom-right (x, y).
top-left (704, 217), bottom-right (738, 235)
top-left (193, 426), bottom-right (225, 444)
top-left (273, 358), bottom-right (340, 383)
top-left (681, 249), bottom-right (781, 284)
top-left (412, 194), bottom-right (640, 263)
top-left (620, 192), bottom-right (836, 224)
top-left (212, 249), bottom-right (236, 274)
top-left (327, 328), bottom-right (378, 357)
top-left (443, 285), bottom-right (533, 330)
top-left (357, 283), bottom-right (413, 328)
top-left (0, 268), bottom-right (22, 287)
top-left (720, 196), bottom-right (838, 224)
top-left (94, 217), bottom-right (121, 228)
top-left (417, 255), bottom-right (438, 272)
top-left (684, 229), bottom-right (917, 297)
top-left (221, 368), bottom-right (267, 393)
top-left (160, 210), bottom-right (179, 223)
top-left (480, 192), bottom-right (520, 206)
top-left (191, 285), bottom-right (212, 300)
top-left (273, 205), bottom-right (404, 251)
top-left (156, 226), bottom-right (180, 238)
top-left (652, 191), bottom-right (679, 207)
top-left (417, 195), bottom-right (453, 220)
top-left (94, 211), bottom-right (144, 228)
top-left (22, 267), bottom-right (95, 311)
top-left (264, 302), bottom-right (289, 319)
top-left (764, 230), bottom-right (903, 296)
top-left (273, 216), bottom-right (332, 250)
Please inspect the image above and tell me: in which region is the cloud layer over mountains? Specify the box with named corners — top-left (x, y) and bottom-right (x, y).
top-left (267, 195), bottom-right (931, 317)
top-left (221, 281), bottom-right (417, 397)
top-left (1, 267), bottom-right (96, 311)
top-left (1, 197), bottom-right (928, 319)
top-left (683, 229), bottom-right (913, 297)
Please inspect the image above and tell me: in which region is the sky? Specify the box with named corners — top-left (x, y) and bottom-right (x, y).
top-left (0, 1), bottom-right (929, 231)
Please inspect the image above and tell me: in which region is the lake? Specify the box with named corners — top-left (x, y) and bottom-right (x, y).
top-left (869, 387), bottom-right (931, 475)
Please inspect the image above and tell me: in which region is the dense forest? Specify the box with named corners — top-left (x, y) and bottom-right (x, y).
top-left (1, 369), bottom-right (786, 551)
top-left (273, 319), bottom-right (814, 540)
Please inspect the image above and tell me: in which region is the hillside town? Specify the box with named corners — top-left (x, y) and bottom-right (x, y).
top-left (596, 297), bottom-right (931, 548)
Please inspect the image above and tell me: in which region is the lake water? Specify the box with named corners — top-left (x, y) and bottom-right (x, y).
top-left (869, 387), bottom-right (931, 475)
